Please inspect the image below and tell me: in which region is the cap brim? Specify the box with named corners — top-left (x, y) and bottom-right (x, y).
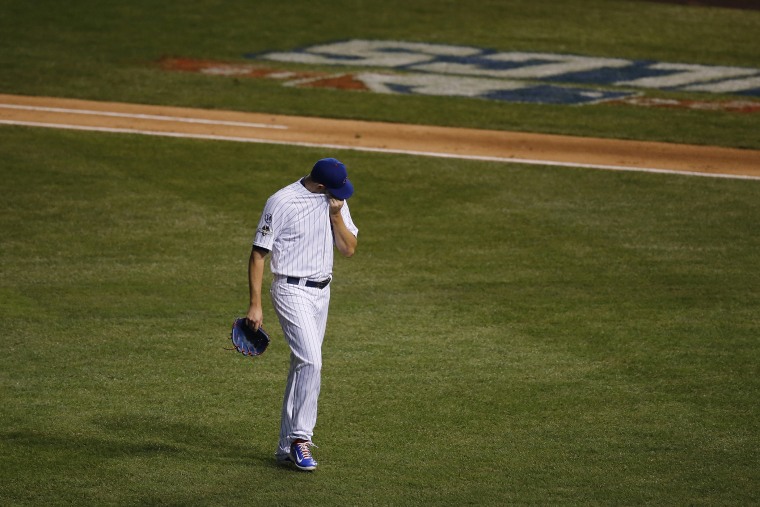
top-left (327, 178), bottom-right (354, 200)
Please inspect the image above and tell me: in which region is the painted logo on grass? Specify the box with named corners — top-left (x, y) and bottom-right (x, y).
top-left (159, 57), bottom-right (630, 105)
top-left (253, 40), bottom-right (760, 97)
top-left (158, 40), bottom-right (760, 109)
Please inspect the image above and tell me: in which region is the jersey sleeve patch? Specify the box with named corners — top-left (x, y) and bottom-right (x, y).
top-left (253, 206), bottom-right (277, 249)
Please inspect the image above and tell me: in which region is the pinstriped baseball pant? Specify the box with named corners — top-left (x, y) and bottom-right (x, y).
top-left (271, 279), bottom-right (331, 455)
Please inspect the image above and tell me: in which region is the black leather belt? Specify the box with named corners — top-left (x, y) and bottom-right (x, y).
top-left (286, 276), bottom-right (331, 289)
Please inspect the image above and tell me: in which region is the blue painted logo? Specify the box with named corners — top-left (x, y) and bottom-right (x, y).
top-left (248, 40), bottom-right (760, 105)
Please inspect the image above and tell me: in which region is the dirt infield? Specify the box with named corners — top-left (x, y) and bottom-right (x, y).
top-left (1, 93), bottom-right (758, 179)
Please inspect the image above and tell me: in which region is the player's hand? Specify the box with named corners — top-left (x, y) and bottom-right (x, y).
top-left (328, 196), bottom-right (344, 215)
top-left (245, 304), bottom-right (263, 331)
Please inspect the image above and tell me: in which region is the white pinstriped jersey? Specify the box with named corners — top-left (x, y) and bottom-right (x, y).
top-left (253, 179), bottom-right (358, 280)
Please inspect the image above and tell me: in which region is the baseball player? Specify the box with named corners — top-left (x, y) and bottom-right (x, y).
top-left (246, 158), bottom-right (358, 471)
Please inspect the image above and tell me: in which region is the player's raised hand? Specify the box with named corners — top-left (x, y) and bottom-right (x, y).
top-left (328, 196), bottom-right (344, 215)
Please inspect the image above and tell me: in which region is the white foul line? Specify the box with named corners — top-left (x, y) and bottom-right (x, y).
top-left (0, 103), bottom-right (288, 130)
top-left (1, 118), bottom-right (758, 181)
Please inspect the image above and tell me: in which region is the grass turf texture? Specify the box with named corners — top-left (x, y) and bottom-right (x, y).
top-left (1, 127), bottom-right (758, 505)
top-left (1, 0), bottom-right (759, 149)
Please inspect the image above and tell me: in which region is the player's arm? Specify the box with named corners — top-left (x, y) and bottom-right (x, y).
top-left (329, 198), bottom-right (357, 257)
top-left (246, 246), bottom-right (269, 330)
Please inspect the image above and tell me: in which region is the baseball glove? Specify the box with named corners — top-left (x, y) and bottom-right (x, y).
top-left (230, 318), bottom-right (270, 357)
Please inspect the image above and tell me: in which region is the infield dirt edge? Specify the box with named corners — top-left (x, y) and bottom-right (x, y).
top-left (1, 94), bottom-right (758, 179)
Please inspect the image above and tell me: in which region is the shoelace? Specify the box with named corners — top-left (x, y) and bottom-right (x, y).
top-left (296, 442), bottom-right (314, 459)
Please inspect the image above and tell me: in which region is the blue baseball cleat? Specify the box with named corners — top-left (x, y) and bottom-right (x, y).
top-left (289, 442), bottom-right (318, 471)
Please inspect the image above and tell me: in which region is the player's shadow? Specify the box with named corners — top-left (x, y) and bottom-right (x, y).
top-left (3, 415), bottom-right (293, 472)
top-left (102, 415), bottom-right (293, 468)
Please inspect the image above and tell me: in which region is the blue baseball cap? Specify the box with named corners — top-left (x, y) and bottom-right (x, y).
top-left (311, 158), bottom-right (354, 200)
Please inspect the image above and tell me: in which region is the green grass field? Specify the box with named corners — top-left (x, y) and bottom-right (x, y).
top-left (1, 0), bottom-right (759, 505)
